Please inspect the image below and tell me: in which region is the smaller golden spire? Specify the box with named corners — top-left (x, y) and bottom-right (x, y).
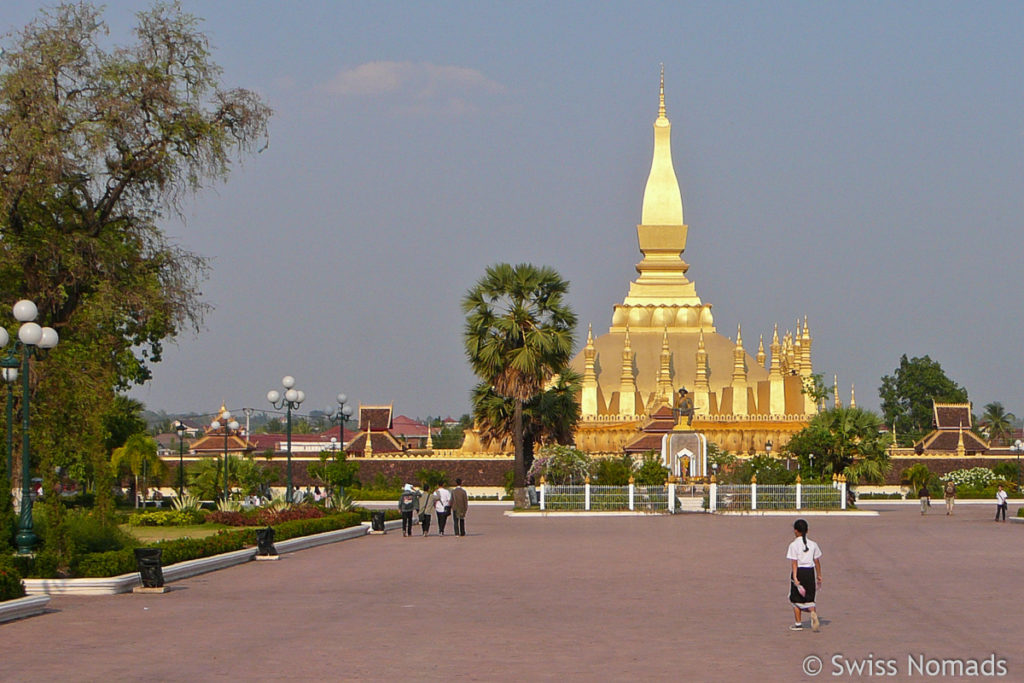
top-left (834, 374), bottom-right (842, 408)
top-left (757, 334), bottom-right (766, 368)
top-left (850, 384), bottom-right (857, 408)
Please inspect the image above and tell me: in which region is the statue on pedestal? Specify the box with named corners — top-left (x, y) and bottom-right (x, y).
top-left (675, 387), bottom-right (694, 427)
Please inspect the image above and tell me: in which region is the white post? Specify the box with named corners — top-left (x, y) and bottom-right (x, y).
top-left (539, 482), bottom-right (546, 511)
top-left (751, 480), bottom-right (757, 511)
top-left (585, 480), bottom-right (591, 511)
top-left (796, 480), bottom-right (802, 510)
top-left (709, 480), bottom-right (717, 513)
top-left (840, 478), bottom-right (847, 510)
top-left (628, 481), bottom-right (635, 511)
top-left (668, 481), bottom-right (676, 513)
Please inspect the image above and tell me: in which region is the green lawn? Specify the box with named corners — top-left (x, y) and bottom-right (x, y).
top-left (120, 524), bottom-right (237, 543)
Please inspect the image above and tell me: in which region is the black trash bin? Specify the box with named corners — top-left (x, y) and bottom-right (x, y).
top-left (256, 526), bottom-right (277, 556)
top-left (370, 510), bottom-right (386, 532)
top-left (134, 547), bottom-right (164, 588)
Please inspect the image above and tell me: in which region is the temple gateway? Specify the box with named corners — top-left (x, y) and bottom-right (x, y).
top-left (567, 71), bottom-right (819, 458)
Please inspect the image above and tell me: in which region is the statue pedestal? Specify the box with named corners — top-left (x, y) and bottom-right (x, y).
top-left (661, 430), bottom-right (708, 479)
top-left (133, 586), bottom-right (169, 594)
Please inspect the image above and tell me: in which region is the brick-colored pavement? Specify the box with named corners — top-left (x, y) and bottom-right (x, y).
top-left (2, 504), bottom-right (1021, 681)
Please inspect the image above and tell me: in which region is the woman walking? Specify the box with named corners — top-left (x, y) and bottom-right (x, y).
top-left (787, 519), bottom-right (823, 632)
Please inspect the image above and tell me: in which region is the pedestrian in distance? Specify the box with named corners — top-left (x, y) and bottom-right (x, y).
top-left (918, 485), bottom-right (930, 515)
top-left (944, 480), bottom-right (956, 515)
top-left (418, 486), bottom-right (437, 536)
top-left (397, 484), bottom-right (420, 537)
top-left (451, 478), bottom-right (469, 537)
top-left (434, 482), bottom-right (452, 536)
top-left (995, 484), bottom-right (1008, 522)
top-left (787, 519), bottom-right (822, 632)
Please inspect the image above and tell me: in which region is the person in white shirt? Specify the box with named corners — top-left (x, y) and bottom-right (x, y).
top-left (995, 485), bottom-right (1008, 522)
top-left (434, 484), bottom-right (453, 536)
top-left (787, 518), bottom-right (823, 632)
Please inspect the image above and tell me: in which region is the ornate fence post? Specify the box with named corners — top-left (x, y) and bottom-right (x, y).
top-left (584, 476), bottom-right (591, 511)
top-left (539, 476), bottom-right (546, 511)
top-left (751, 474), bottom-right (757, 511)
top-left (628, 476), bottom-right (635, 511)
top-left (840, 474), bottom-right (847, 510)
top-left (668, 476), bottom-right (676, 514)
top-left (796, 474), bottom-right (802, 511)
top-left (709, 476), bottom-right (717, 513)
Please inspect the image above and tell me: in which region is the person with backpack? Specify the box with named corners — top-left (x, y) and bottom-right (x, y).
top-left (397, 484), bottom-right (420, 537)
top-left (943, 480), bottom-right (957, 515)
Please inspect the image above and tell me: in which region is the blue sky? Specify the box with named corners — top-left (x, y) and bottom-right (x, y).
top-left (5, 2), bottom-right (1024, 421)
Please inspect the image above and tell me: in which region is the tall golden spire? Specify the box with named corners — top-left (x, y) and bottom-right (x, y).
top-left (757, 334), bottom-right (766, 368)
top-left (641, 66), bottom-right (683, 227)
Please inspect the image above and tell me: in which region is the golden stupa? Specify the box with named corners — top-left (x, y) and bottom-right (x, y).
top-left (568, 69), bottom-right (819, 456)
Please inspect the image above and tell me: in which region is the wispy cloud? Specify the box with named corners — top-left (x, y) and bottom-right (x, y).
top-left (319, 61), bottom-right (507, 115)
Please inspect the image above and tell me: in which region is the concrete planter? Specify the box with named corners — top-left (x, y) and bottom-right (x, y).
top-left (0, 594), bottom-right (50, 623)
top-left (22, 519), bottom-right (401, 597)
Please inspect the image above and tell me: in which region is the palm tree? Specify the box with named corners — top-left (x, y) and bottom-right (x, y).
top-left (471, 368), bottom-right (582, 475)
top-left (785, 406), bottom-right (892, 484)
top-left (979, 402), bottom-right (1015, 446)
top-left (463, 263), bottom-right (577, 507)
top-left (110, 433), bottom-right (167, 508)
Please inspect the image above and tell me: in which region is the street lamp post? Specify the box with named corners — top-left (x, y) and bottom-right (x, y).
top-left (174, 421), bottom-right (187, 498)
top-left (210, 409), bottom-right (240, 504)
top-left (809, 453), bottom-right (815, 479)
top-left (325, 394), bottom-right (353, 454)
top-left (267, 376), bottom-right (304, 503)
top-left (1, 300), bottom-right (59, 555)
top-left (1, 349), bottom-right (17, 483)
top-left (1014, 439), bottom-right (1023, 491)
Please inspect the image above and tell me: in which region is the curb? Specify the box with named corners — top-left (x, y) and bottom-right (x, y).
top-left (0, 594), bottom-right (50, 624)
top-left (22, 519), bottom-right (403, 597)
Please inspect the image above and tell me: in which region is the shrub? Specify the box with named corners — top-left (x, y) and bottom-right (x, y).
top-left (128, 509), bottom-right (205, 526)
top-left (590, 454), bottom-right (633, 485)
top-left (63, 509), bottom-right (136, 555)
top-left (941, 468), bottom-right (996, 488)
top-left (528, 445), bottom-right (591, 485)
top-left (416, 469), bottom-right (448, 490)
top-left (634, 451), bottom-right (669, 485)
top-left (992, 462), bottom-right (1019, 481)
top-left (0, 562), bottom-right (26, 602)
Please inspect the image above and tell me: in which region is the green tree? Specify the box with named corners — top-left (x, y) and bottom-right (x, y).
top-left (307, 451), bottom-right (360, 494)
top-left (879, 355), bottom-right (968, 445)
top-left (263, 418), bottom-right (284, 433)
top-left (235, 455), bottom-right (278, 496)
top-left (463, 263), bottom-right (577, 507)
top-left (979, 402), bottom-right (1015, 446)
top-left (784, 406), bottom-right (892, 484)
top-left (0, 2), bottom-right (270, 516)
top-left (102, 395), bottom-right (148, 454)
top-left (110, 434), bottom-right (166, 508)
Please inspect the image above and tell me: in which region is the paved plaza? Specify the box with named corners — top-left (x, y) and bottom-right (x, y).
top-left (3, 503), bottom-right (1022, 681)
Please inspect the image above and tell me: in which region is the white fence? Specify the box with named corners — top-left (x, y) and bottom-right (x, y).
top-left (712, 481), bottom-right (845, 512)
top-left (535, 478), bottom-right (848, 513)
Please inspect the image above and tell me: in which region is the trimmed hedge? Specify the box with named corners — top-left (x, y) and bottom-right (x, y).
top-left (128, 509), bottom-right (205, 526)
top-left (0, 562), bottom-right (26, 602)
top-left (74, 511), bottom-right (367, 578)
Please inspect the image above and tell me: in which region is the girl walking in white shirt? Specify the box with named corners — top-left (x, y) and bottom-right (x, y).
top-left (787, 519), bottom-right (823, 632)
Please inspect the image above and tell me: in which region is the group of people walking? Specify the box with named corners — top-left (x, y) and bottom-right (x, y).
top-left (397, 479), bottom-right (469, 537)
top-left (917, 481), bottom-right (1012, 521)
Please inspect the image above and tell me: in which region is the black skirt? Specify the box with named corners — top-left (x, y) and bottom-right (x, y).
top-left (789, 566), bottom-right (817, 606)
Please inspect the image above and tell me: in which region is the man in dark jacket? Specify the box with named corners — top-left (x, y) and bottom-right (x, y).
top-left (451, 478), bottom-right (469, 537)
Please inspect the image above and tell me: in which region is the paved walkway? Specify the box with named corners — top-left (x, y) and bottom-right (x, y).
top-left (3, 504), bottom-right (1022, 681)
